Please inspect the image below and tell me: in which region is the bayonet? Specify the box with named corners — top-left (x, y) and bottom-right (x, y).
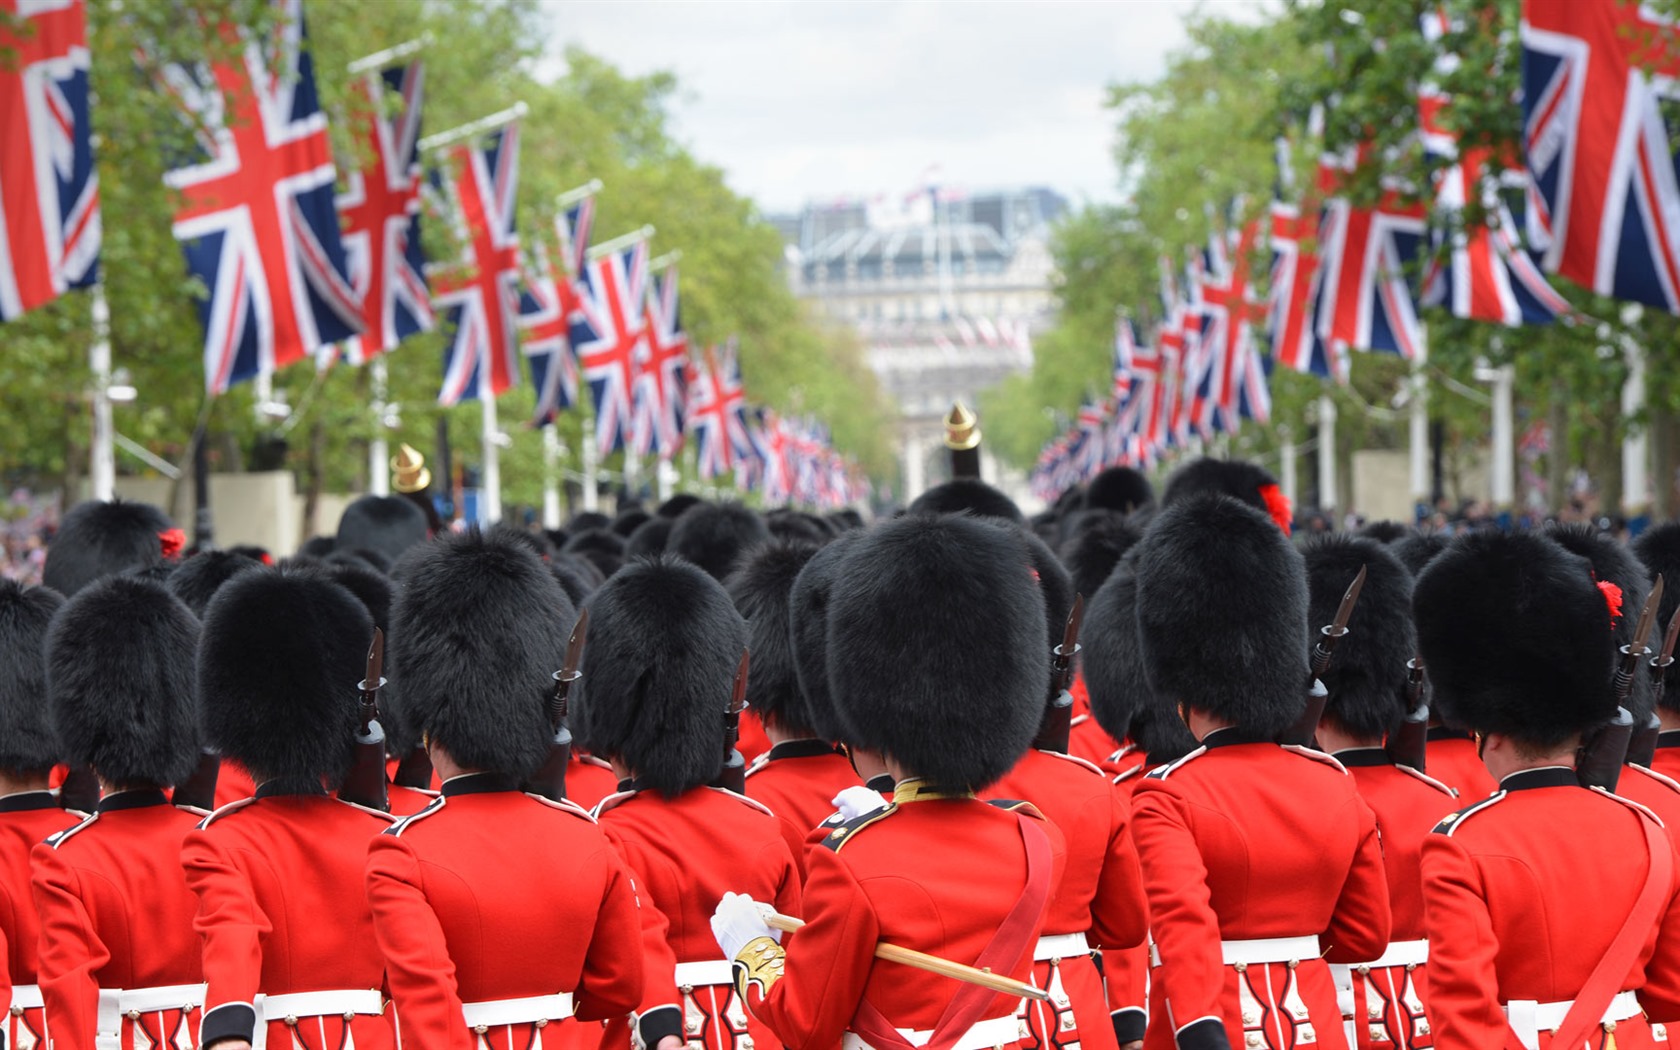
top-left (716, 648), bottom-right (750, 794)
top-left (1035, 595), bottom-right (1085, 753)
top-left (340, 628), bottom-right (390, 811)
top-left (1283, 566), bottom-right (1367, 746)
top-left (1650, 601), bottom-right (1680, 686)
top-left (1615, 575), bottom-right (1665, 707)
top-left (528, 609), bottom-right (588, 802)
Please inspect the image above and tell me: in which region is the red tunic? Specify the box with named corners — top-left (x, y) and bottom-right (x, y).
top-left (595, 783), bottom-right (801, 1050)
top-left (986, 749), bottom-right (1149, 1050)
top-left (741, 782), bottom-right (1067, 1050)
top-left (745, 740), bottom-right (861, 880)
top-left (1421, 766), bottom-right (1680, 1050)
top-left (567, 753), bottom-right (621, 812)
top-left (1423, 731), bottom-right (1496, 802)
top-left (1649, 733), bottom-right (1680, 787)
top-left (1105, 762), bottom-right (1153, 1045)
top-left (0, 791), bottom-right (82, 1050)
top-left (1334, 750), bottom-right (1459, 1050)
top-left (387, 782), bottom-right (438, 817)
top-left (1131, 731), bottom-right (1391, 1050)
top-left (182, 782), bottom-right (397, 1049)
top-left (737, 711), bottom-right (771, 767)
top-left (365, 773), bottom-right (644, 1050)
top-left (30, 791), bottom-right (206, 1050)
top-left (213, 761), bottom-right (258, 810)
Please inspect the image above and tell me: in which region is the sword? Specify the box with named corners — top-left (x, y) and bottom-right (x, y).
top-left (340, 628), bottom-right (390, 811)
top-left (527, 608), bottom-right (588, 802)
top-left (716, 648), bottom-right (750, 794)
top-left (1033, 594), bottom-right (1084, 753)
top-left (1281, 565), bottom-right (1367, 746)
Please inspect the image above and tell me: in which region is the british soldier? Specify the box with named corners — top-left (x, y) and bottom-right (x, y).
top-left (0, 581), bottom-right (79, 1050)
top-left (185, 566), bottom-right (399, 1050)
top-left (1634, 523), bottom-right (1680, 783)
top-left (575, 556), bottom-right (801, 1050)
top-left (367, 528), bottom-right (645, 1050)
top-left (30, 576), bottom-right (207, 1050)
top-left (728, 540), bottom-right (863, 878)
top-left (1299, 535), bottom-right (1456, 1050)
top-left (1124, 494), bottom-right (1390, 1050)
top-left (1414, 529), bottom-right (1680, 1050)
top-left (711, 512), bottom-right (1067, 1050)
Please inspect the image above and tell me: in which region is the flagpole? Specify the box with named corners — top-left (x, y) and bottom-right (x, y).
top-left (1316, 394), bottom-right (1337, 521)
top-left (419, 102), bottom-right (528, 153)
top-left (347, 36), bottom-right (428, 76)
top-left (586, 225), bottom-right (656, 262)
top-left (1279, 427), bottom-right (1298, 509)
top-left (479, 375), bottom-right (502, 524)
top-left (557, 179), bottom-right (603, 209)
top-left (89, 285), bottom-right (115, 501)
top-left (1622, 309), bottom-right (1649, 521)
top-left (542, 423), bottom-right (562, 528)
top-left (656, 457), bottom-right (677, 502)
top-left (1476, 358), bottom-right (1515, 513)
top-left (369, 357), bottom-right (391, 496)
top-left (1408, 329), bottom-right (1429, 522)
top-left (582, 428), bottom-right (600, 512)
top-left (622, 448), bottom-right (641, 506)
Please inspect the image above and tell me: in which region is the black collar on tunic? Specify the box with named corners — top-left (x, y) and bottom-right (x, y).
top-left (1499, 766), bottom-right (1578, 792)
top-left (0, 790), bottom-right (61, 813)
top-left (1657, 730), bottom-right (1680, 750)
top-left (1200, 727), bottom-right (1269, 750)
top-left (1332, 747), bottom-right (1393, 768)
top-left (765, 739), bottom-right (842, 762)
top-left (440, 772), bottom-right (519, 797)
top-left (865, 773), bottom-right (897, 793)
top-left (1427, 725), bottom-right (1472, 742)
top-left (254, 777), bottom-right (329, 799)
top-left (97, 789), bottom-right (170, 813)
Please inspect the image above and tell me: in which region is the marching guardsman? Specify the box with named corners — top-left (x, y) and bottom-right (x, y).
top-left (31, 576), bottom-right (208, 1050)
top-left (1634, 523), bottom-right (1680, 783)
top-left (728, 540), bottom-right (863, 878)
top-left (1158, 457), bottom-right (1292, 533)
top-left (1414, 530), bottom-right (1680, 1050)
top-left (336, 494), bottom-right (429, 569)
top-left (390, 443), bottom-right (446, 536)
top-left (185, 567), bottom-right (399, 1050)
top-left (1299, 535), bottom-right (1456, 1050)
top-left (710, 513), bottom-right (1067, 1050)
top-left (983, 526), bottom-right (1149, 1050)
top-left (576, 556), bottom-right (801, 1050)
top-left (41, 499), bottom-right (183, 598)
top-left (1126, 495), bottom-right (1390, 1050)
top-left (367, 528), bottom-right (645, 1050)
top-left (0, 581), bottom-right (79, 1050)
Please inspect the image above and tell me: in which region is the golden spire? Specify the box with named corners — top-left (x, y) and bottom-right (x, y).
top-left (944, 402), bottom-right (981, 451)
top-left (391, 443), bottom-right (432, 494)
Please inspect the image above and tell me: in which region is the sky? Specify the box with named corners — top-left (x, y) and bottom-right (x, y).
top-left (540, 0), bottom-right (1267, 216)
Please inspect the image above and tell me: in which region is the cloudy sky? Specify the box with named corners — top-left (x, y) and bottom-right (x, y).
top-left (541, 0), bottom-right (1268, 215)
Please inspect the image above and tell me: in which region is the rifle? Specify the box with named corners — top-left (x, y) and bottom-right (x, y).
top-left (1614, 576), bottom-right (1665, 708)
top-left (1629, 710), bottom-right (1663, 769)
top-left (716, 649), bottom-right (750, 794)
top-left (1033, 594), bottom-right (1084, 754)
top-left (526, 609), bottom-right (588, 802)
top-left (1279, 565), bottom-right (1367, 747)
top-left (58, 764), bottom-right (99, 812)
top-left (172, 750), bottom-right (222, 811)
top-left (1578, 707), bottom-right (1636, 792)
top-left (1635, 606), bottom-right (1680, 769)
top-left (1385, 658), bottom-right (1430, 770)
top-left (393, 748), bottom-right (434, 790)
top-left (340, 628), bottom-right (390, 812)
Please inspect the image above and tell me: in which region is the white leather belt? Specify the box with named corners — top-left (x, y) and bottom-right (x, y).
top-left (843, 1015), bottom-right (1022, 1050)
top-left (97, 984), bottom-right (207, 1048)
top-left (674, 959), bottom-right (735, 988)
top-left (1033, 932), bottom-right (1091, 961)
top-left (1222, 936), bottom-right (1320, 966)
top-left (1506, 990), bottom-right (1641, 1050)
top-left (1361, 939), bottom-right (1429, 970)
top-left (459, 993), bottom-right (574, 1029)
top-left (261, 989), bottom-right (384, 1022)
top-left (8, 984), bottom-right (43, 1011)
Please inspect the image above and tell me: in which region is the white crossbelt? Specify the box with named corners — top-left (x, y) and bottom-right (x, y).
top-left (261, 989), bottom-right (384, 1022)
top-left (674, 959), bottom-right (736, 987)
top-left (8, 984), bottom-right (43, 1011)
top-left (1033, 932), bottom-right (1091, 962)
top-left (1506, 990), bottom-right (1642, 1050)
top-left (842, 1015), bottom-right (1023, 1050)
top-left (1149, 935), bottom-right (1321, 969)
top-left (459, 992), bottom-right (574, 1030)
top-left (96, 984), bottom-right (207, 1050)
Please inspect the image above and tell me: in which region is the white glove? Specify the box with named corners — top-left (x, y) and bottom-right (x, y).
top-left (711, 891), bottom-right (778, 960)
top-left (832, 785), bottom-right (891, 821)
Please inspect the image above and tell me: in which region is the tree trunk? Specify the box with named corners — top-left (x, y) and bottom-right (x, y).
top-left (1652, 405), bottom-right (1673, 521)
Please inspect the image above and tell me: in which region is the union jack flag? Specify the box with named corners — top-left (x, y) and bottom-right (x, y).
top-left (752, 409), bottom-right (794, 506)
top-left (572, 240), bottom-right (650, 456)
top-left (1199, 217), bottom-right (1266, 434)
top-left (1313, 146), bottom-right (1428, 361)
top-left (689, 341), bottom-right (751, 480)
top-left (517, 191), bottom-right (594, 426)
top-left (162, 0), bottom-right (362, 394)
top-left (332, 59), bottom-right (431, 367)
top-left (1, 0), bottom-right (98, 322)
top-left (1521, 0), bottom-right (1680, 311)
top-left (634, 264), bottom-right (689, 460)
top-left (431, 122), bottom-right (523, 406)
top-left (1268, 135), bottom-right (1345, 381)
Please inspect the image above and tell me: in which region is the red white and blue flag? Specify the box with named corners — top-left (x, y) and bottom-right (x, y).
top-left (689, 340), bottom-right (753, 480)
top-left (517, 191), bottom-right (594, 426)
top-left (1521, 0), bottom-right (1680, 312)
top-left (752, 408), bottom-right (795, 506)
top-left (1313, 146), bottom-right (1428, 362)
top-left (162, 0), bottom-right (361, 393)
top-left (1268, 134), bottom-right (1345, 381)
top-left (1, 0), bottom-right (99, 322)
top-left (634, 264), bottom-right (689, 459)
top-left (333, 59), bottom-right (431, 366)
top-left (430, 122), bottom-right (523, 406)
top-left (572, 240), bottom-right (650, 456)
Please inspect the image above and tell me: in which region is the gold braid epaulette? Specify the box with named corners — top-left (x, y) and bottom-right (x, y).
top-left (817, 804), bottom-right (898, 853)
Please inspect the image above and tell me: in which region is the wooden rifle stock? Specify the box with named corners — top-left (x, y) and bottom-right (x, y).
top-left (1279, 679), bottom-right (1329, 747)
top-left (1577, 707), bottom-right (1635, 792)
top-left (341, 630), bottom-right (390, 812)
top-left (1385, 706), bottom-right (1430, 771)
top-left (1629, 710), bottom-right (1662, 769)
top-left (716, 649), bottom-right (750, 795)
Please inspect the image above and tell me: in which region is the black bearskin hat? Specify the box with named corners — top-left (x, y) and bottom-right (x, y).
top-left (657, 494), bottom-right (703, 520)
top-left (576, 557), bottom-right (745, 796)
top-left (1133, 495), bottom-right (1308, 736)
top-left (1002, 523), bottom-right (1073, 655)
top-left (0, 581), bottom-right (65, 773)
top-left (667, 503), bottom-right (770, 581)
top-left (1414, 530), bottom-right (1614, 748)
top-left (827, 509), bottom-right (865, 532)
top-left (1082, 565), bottom-right (1197, 764)
top-left (1085, 467), bottom-right (1155, 515)
top-left (626, 517), bottom-right (674, 559)
top-left (1634, 522), bottom-right (1680, 714)
top-left (569, 511), bottom-right (612, 532)
top-left (1357, 520), bottom-right (1410, 545)
top-left (46, 576), bottom-right (199, 786)
top-left (789, 531), bottom-right (862, 742)
top-left (43, 499), bottom-right (176, 597)
top-left (549, 560), bottom-right (597, 610)
top-left (1161, 458), bottom-right (1291, 533)
top-left (765, 509), bottom-right (834, 546)
top-left (391, 528), bottom-right (575, 779)
top-left (1299, 534), bottom-right (1416, 740)
top-left (335, 496), bottom-right (427, 566)
top-left (167, 550), bottom-right (263, 617)
top-left (1546, 523), bottom-right (1654, 719)
top-left (563, 528), bottom-right (627, 580)
top-left (1060, 511), bottom-right (1144, 607)
top-left (298, 535), bottom-right (337, 559)
top-left (908, 478), bottom-right (1023, 524)
top-left (199, 567), bottom-right (373, 783)
top-left (1393, 531), bottom-right (1450, 579)
top-left (726, 541), bottom-right (824, 736)
top-left (828, 514), bottom-right (1047, 790)
top-left (612, 509), bottom-right (652, 539)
